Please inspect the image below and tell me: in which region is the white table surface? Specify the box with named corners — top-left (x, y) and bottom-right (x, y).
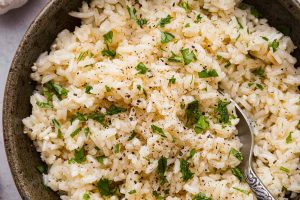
top-left (0, 0), bottom-right (48, 199)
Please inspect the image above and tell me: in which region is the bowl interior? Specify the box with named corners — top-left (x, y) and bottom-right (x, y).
top-left (3, 0), bottom-right (299, 199)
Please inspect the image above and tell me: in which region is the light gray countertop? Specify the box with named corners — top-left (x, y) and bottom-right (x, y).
top-left (0, 1), bottom-right (48, 199)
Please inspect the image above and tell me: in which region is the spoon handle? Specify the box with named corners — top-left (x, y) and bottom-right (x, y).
top-left (245, 168), bottom-right (275, 200)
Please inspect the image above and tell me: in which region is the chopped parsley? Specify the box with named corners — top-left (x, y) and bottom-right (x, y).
top-left (187, 149), bottom-right (196, 160)
top-left (168, 76), bottom-right (176, 85)
top-left (216, 99), bottom-right (230, 124)
top-left (233, 187), bottom-right (250, 195)
top-left (44, 81), bottom-right (69, 100)
top-left (127, 6), bottom-right (137, 20)
top-left (36, 101), bottom-right (53, 109)
top-left (168, 51), bottom-right (183, 63)
top-left (250, 7), bottom-right (263, 18)
top-left (194, 14), bottom-right (202, 23)
top-left (216, 55), bottom-right (222, 60)
top-left (87, 112), bottom-right (106, 126)
top-left (129, 190), bottom-right (136, 194)
top-left (229, 148), bottom-right (244, 161)
top-left (261, 36), bottom-right (269, 41)
top-left (137, 85), bottom-right (142, 90)
top-left (252, 67), bottom-right (265, 77)
top-left (83, 193), bottom-right (90, 200)
top-left (36, 164), bottom-right (47, 174)
top-left (159, 15), bottom-right (172, 27)
top-left (231, 167), bottom-right (244, 181)
top-left (135, 62), bottom-right (149, 74)
top-left (85, 85), bottom-right (93, 94)
top-left (106, 105), bottom-right (126, 115)
top-left (198, 69), bottom-right (218, 78)
top-left (70, 128), bottom-right (82, 138)
top-left (105, 85), bottom-right (112, 92)
top-left (103, 30), bottom-right (113, 44)
top-left (194, 115), bottom-right (209, 134)
top-left (97, 178), bottom-right (117, 196)
top-left (114, 144), bottom-right (120, 153)
top-left (179, 1), bottom-right (189, 11)
top-left (157, 156), bottom-right (168, 185)
top-left (71, 112), bottom-right (87, 124)
top-left (84, 127), bottom-right (89, 137)
top-left (180, 159), bottom-right (194, 181)
top-left (161, 32), bottom-right (175, 43)
top-left (181, 48), bottom-right (197, 65)
top-left (286, 132), bottom-right (293, 144)
top-left (224, 60), bottom-right (231, 68)
top-left (96, 155), bottom-right (106, 164)
top-left (235, 17), bottom-right (243, 29)
top-left (69, 147), bottom-right (86, 164)
top-left (280, 166), bottom-right (290, 174)
top-left (137, 18), bottom-right (148, 28)
top-left (184, 23), bottom-right (190, 28)
top-left (269, 39), bottom-right (279, 52)
top-left (186, 100), bottom-right (201, 127)
top-left (192, 192), bottom-right (212, 200)
top-left (127, 6), bottom-right (147, 28)
top-left (256, 83), bottom-right (264, 90)
top-left (101, 49), bottom-right (116, 58)
top-left (77, 51), bottom-right (92, 62)
top-left (128, 131), bottom-right (137, 141)
top-left (52, 118), bottom-right (63, 138)
top-left (151, 125), bottom-right (167, 138)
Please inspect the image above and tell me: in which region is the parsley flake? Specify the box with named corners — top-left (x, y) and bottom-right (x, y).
top-left (250, 7), bottom-right (263, 18)
top-left (36, 101), bottom-right (53, 109)
top-left (233, 187), bottom-right (250, 195)
top-left (103, 30), bottom-right (113, 44)
top-left (269, 39), bottom-right (279, 52)
top-left (229, 148), bottom-right (244, 161)
top-left (69, 147), bottom-right (86, 164)
top-left (157, 156), bottom-right (168, 185)
top-left (106, 105), bottom-right (126, 115)
top-left (194, 115), bottom-right (209, 134)
top-left (85, 85), bottom-right (93, 94)
top-left (216, 99), bottom-right (230, 124)
top-left (83, 193), bottom-right (90, 200)
top-left (180, 159), bottom-right (194, 181)
top-left (128, 131), bottom-right (137, 141)
top-left (70, 128), bottom-right (82, 138)
top-left (168, 76), bottom-right (176, 85)
top-left (181, 48), bottom-right (196, 65)
top-left (101, 49), bottom-right (116, 58)
top-left (280, 166), bottom-right (290, 174)
top-left (252, 67), bottom-right (265, 77)
top-left (137, 18), bottom-right (148, 28)
top-left (192, 192), bottom-right (212, 200)
top-left (198, 69), bottom-right (218, 78)
top-left (231, 167), bottom-right (244, 181)
top-left (135, 62), bottom-right (149, 74)
top-left (97, 178), bottom-right (117, 196)
top-left (179, 1), bottom-right (189, 11)
top-left (194, 14), bottom-right (202, 23)
top-left (286, 132), bottom-right (293, 144)
top-left (159, 15), bottom-right (172, 27)
top-left (168, 51), bottom-right (183, 63)
top-left (161, 32), bottom-right (175, 43)
top-left (151, 125), bottom-right (167, 138)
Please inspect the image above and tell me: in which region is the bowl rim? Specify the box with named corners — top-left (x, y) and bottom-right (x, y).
top-left (2, 0), bottom-right (300, 199)
top-left (2, 0), bottom-right (59, 199)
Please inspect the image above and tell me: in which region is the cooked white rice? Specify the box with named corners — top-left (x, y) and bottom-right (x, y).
top-left (22, 0), bottom-right (300, 199)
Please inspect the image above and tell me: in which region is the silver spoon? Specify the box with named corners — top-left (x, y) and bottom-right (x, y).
top-left (221, 92), bottom-right (275, 200)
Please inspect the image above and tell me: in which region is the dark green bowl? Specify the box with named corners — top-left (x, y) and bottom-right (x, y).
top-left (3, 0), bottom-right (300, 199)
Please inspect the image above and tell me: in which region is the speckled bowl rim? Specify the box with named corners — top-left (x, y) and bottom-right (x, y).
top-left (3, 0), bottom-right (300, 199)
top-left (3, 0), bottom-right (62, 199)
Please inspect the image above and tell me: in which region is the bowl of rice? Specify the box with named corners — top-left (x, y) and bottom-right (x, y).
top-left (3, 0), bottom-right (300, 199)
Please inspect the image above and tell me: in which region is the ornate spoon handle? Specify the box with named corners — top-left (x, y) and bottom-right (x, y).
top-left (245, 168), bottom-right (275, 200)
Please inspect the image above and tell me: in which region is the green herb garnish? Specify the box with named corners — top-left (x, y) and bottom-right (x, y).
top-left (280, 166), bottom-right (290, 174)
top-left (106, 105), bottom-right (126, 115)
top-left (151, 125), bottom-right (167, 138)
top-left (69, 147), bottom-right (86, 164)
top-left (101, 49), bottom-right (116, 58)
top-left (252, 67), bottom-right (265, 77)
top-left (261, 36), bottom-right (269, 41)
top-left (269, 39), bottom-right (279, 52)
top-left (186, 100), bottom-right (201, 127)
top-left (180, 159), bottom-right (193, 181)
top-left (97, 178), bottom-right (117, 196)
top-left (229, 148), bottom-right (244, 161)
top-left (159, 15), bottom-right (172, 27)
top-left (192, 192), bottom-right (212, 200)
top-left (181, 48), bottom-right (196, 65)
top-left (103, 30), bottom-right (113, 44)
top-left (194, 14), bottom-right (202, 23)
top-left (70, 128), bottom-right (82, 138)
top-left (135, 62), bottom-right (149, 74)
top-left (168, 51), bottom-right (183, 63)
top-left (256, 83), bottom-right (264, 90)
top-left (127, 6), bottom-right (137, 20)
top-left (137, 18), bottom-right (148, 28)
top-left (194, 115), bottom-right (209, 134)
top-left (96, 155), bottom-right (106, 164)
top-left (250, 7), bottom-right (263, 18)
top-left (198, 69), bottom-right (218, 78)
top-left (235, 17), bottom-right (243, 29)
top-left (44, 81), bottom-right (69, 100)
top-left (168, 76), bottom-right (176, 85)
top-left (36, 101), bottom-right (53, 109)
top-left (187, 149), bottom-right (196, 160)
top-left (128, 131), bottom-right (137, 141)
top-left (114, 144), bottom-right (120, 153)
top-left (216, 99), bottom-right (230, 124)
top-left (83, 193), bottom-right (90, 200)
top-left (129, 190), bottom-right (136, 194)
top-left (179, 1), bottom-right (189, 11)
top-left (85, 85), bottom-right (93, 94)
top-left (286, 132), bottom-right (293, 144)
top-left (161, 32), bottom-right (175, 43)
top-left (231, 167), bottom-right (244, 181)
top-left (36, 164), bottom-right (47, 174)
top-left (233, 187), bottom-right (250, 195)
top-left (87, 112), bottom-right (106, 126)
top-left (52, 118), bottom-right (63, 138)
top-left (84, 127), bottom-right (89, 137)
top-left (157, 156), bottom-right (168, 185)
top-left (71, 112), bottom-right (87, 124)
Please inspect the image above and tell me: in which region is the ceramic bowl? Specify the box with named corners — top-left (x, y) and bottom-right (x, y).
top-left (3, 0), bottom-right (300, 199)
